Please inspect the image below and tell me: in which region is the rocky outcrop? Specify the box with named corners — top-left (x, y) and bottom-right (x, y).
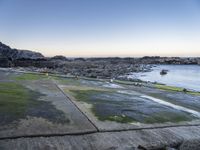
top-left (50, 55), bottom-right (68, 61)
top-left (1, 41), bottom-right (200, 78)
top-left (139, 56), bottom-right (200, 65)
top-left (0, 42), bottom-right (44, 60)
top-left (0, 54), bottom-right (12, 67)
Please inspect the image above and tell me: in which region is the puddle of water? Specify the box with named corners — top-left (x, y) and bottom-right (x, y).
top-left (141, 95), bottom-right (200, 118)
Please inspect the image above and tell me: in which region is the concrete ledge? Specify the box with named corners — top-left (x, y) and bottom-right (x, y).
top-left (1, 125), bottom-right (200, 150)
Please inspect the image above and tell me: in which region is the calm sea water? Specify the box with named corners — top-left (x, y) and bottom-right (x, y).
top-left (129, 65), bottom-right (200, 91)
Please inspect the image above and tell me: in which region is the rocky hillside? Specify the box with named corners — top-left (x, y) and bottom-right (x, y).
top-left (0, 42), bottom-right (44, 60)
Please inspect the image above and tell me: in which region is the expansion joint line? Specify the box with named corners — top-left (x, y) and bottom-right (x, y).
top-left (1, 124), bottom-right (200, 141)
top-left (53, 81), bottom-right (99, 132)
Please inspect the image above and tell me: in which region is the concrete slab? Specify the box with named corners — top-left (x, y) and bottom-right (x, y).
top-left (0, 71), bottom-right (96, 139)
top-left (56, 77), bottom-right (200, 131)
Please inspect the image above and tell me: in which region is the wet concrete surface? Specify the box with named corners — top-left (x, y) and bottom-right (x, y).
top-left (1, 125), bottom-right (200, 150)
top-left (56, 77), bottom-right (200, 131)
top-left (1, 69), bottom-right (200, 149)
top-left (0, 70), bottom-right (96, 139)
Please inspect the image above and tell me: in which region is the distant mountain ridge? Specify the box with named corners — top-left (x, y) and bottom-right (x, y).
top-left (0, 42), bottom-right (44, 60)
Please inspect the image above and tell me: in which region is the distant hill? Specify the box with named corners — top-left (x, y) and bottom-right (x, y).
top-left (0, 42), bottom-right (44, 60)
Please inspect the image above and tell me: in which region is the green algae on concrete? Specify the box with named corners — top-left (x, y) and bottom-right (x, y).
top-left (0, 82), bottom-right (40, 125)
top-left (0, 82), bottom-right (69, 126)
top-left (51, 76), bottom-right (81, 86)
top-left (155, 84), bottom-right (200, 96)
top-left (0, 82), bottom-right (37, 115)
top-left (102, 115), bottom-right (134, 123)
top-left (13, 73), bottom-right (48, 81)
top-left (114, 79), bottom-right (143, 85)
top-left (69, 89), bottom-right (195, 124)
top-left (143, 111), bottom-right (194, 124)
top-left (69, 89), bottom-right (135, 123)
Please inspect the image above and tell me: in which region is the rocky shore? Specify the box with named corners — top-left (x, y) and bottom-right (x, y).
top-left (1, 41), bottom-right (200, 149)
top-left (1, 41), bottom-right (200, 79)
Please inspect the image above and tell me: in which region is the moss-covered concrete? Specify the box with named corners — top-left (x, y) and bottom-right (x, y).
top-left (143, 111), bottom-right (193, 124)
top-left (51, 76), bottom-right (81, 85)
top-left (68, 89), bottom-right (135, 123)
top-left (101, 115), bottom-right (134, 123)
top-left (0, 82), bottom-right (69, 126)
top-left (0, 82), bottom-right (38, 116)
top-left (12, 73), bottom-right (48, 81)
top-left (114, 79), bottom-right (143, 85)
top-left (155, 84), bottom-right (200, 96)
top-left (68, 88), bottom-right (194, 124)
top-left (8, 72), bottom-right (199, 125)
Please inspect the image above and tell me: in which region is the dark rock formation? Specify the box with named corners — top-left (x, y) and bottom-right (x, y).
top-left (0, 42), bottom-right (44, 60)
top-left (0, 54), bottom-right (12, 67)
top-left (50, 55), bottom-right (67, 61)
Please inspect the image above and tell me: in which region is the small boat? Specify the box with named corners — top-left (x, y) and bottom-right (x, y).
top-left (160, 69), bottom-right (168, 75)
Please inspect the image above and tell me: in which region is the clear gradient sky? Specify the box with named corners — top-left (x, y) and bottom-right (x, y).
top-left (0, 0), bottom-right (200, 57)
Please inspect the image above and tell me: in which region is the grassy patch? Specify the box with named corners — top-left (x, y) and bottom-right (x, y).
top-left (155, 84), bottom-right (200, 96)
top-left (13, 73), bottom-right (47, 81)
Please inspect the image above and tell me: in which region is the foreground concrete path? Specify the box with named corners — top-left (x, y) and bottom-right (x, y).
top-left (1, 125), bottom-right (200, 150)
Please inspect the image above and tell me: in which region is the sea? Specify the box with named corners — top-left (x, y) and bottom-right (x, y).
top-left (128, 65), bottom-right (200, 91)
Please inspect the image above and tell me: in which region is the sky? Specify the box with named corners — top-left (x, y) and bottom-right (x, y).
top-left (0, 0), bottom-right (200, 57)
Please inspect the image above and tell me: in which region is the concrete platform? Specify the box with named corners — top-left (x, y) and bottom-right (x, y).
top-left (56, 78), bottom-right (200, 131)
top-left (0, 71), bottom-right (96, 139)
top-left (1, 69), bottom-right (200, 149)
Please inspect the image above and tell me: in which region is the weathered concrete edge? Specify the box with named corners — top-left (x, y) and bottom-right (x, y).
top-left (1, 123), bottom-right (200, 141)
top-left (1, 125), bottom-right (200, 150)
